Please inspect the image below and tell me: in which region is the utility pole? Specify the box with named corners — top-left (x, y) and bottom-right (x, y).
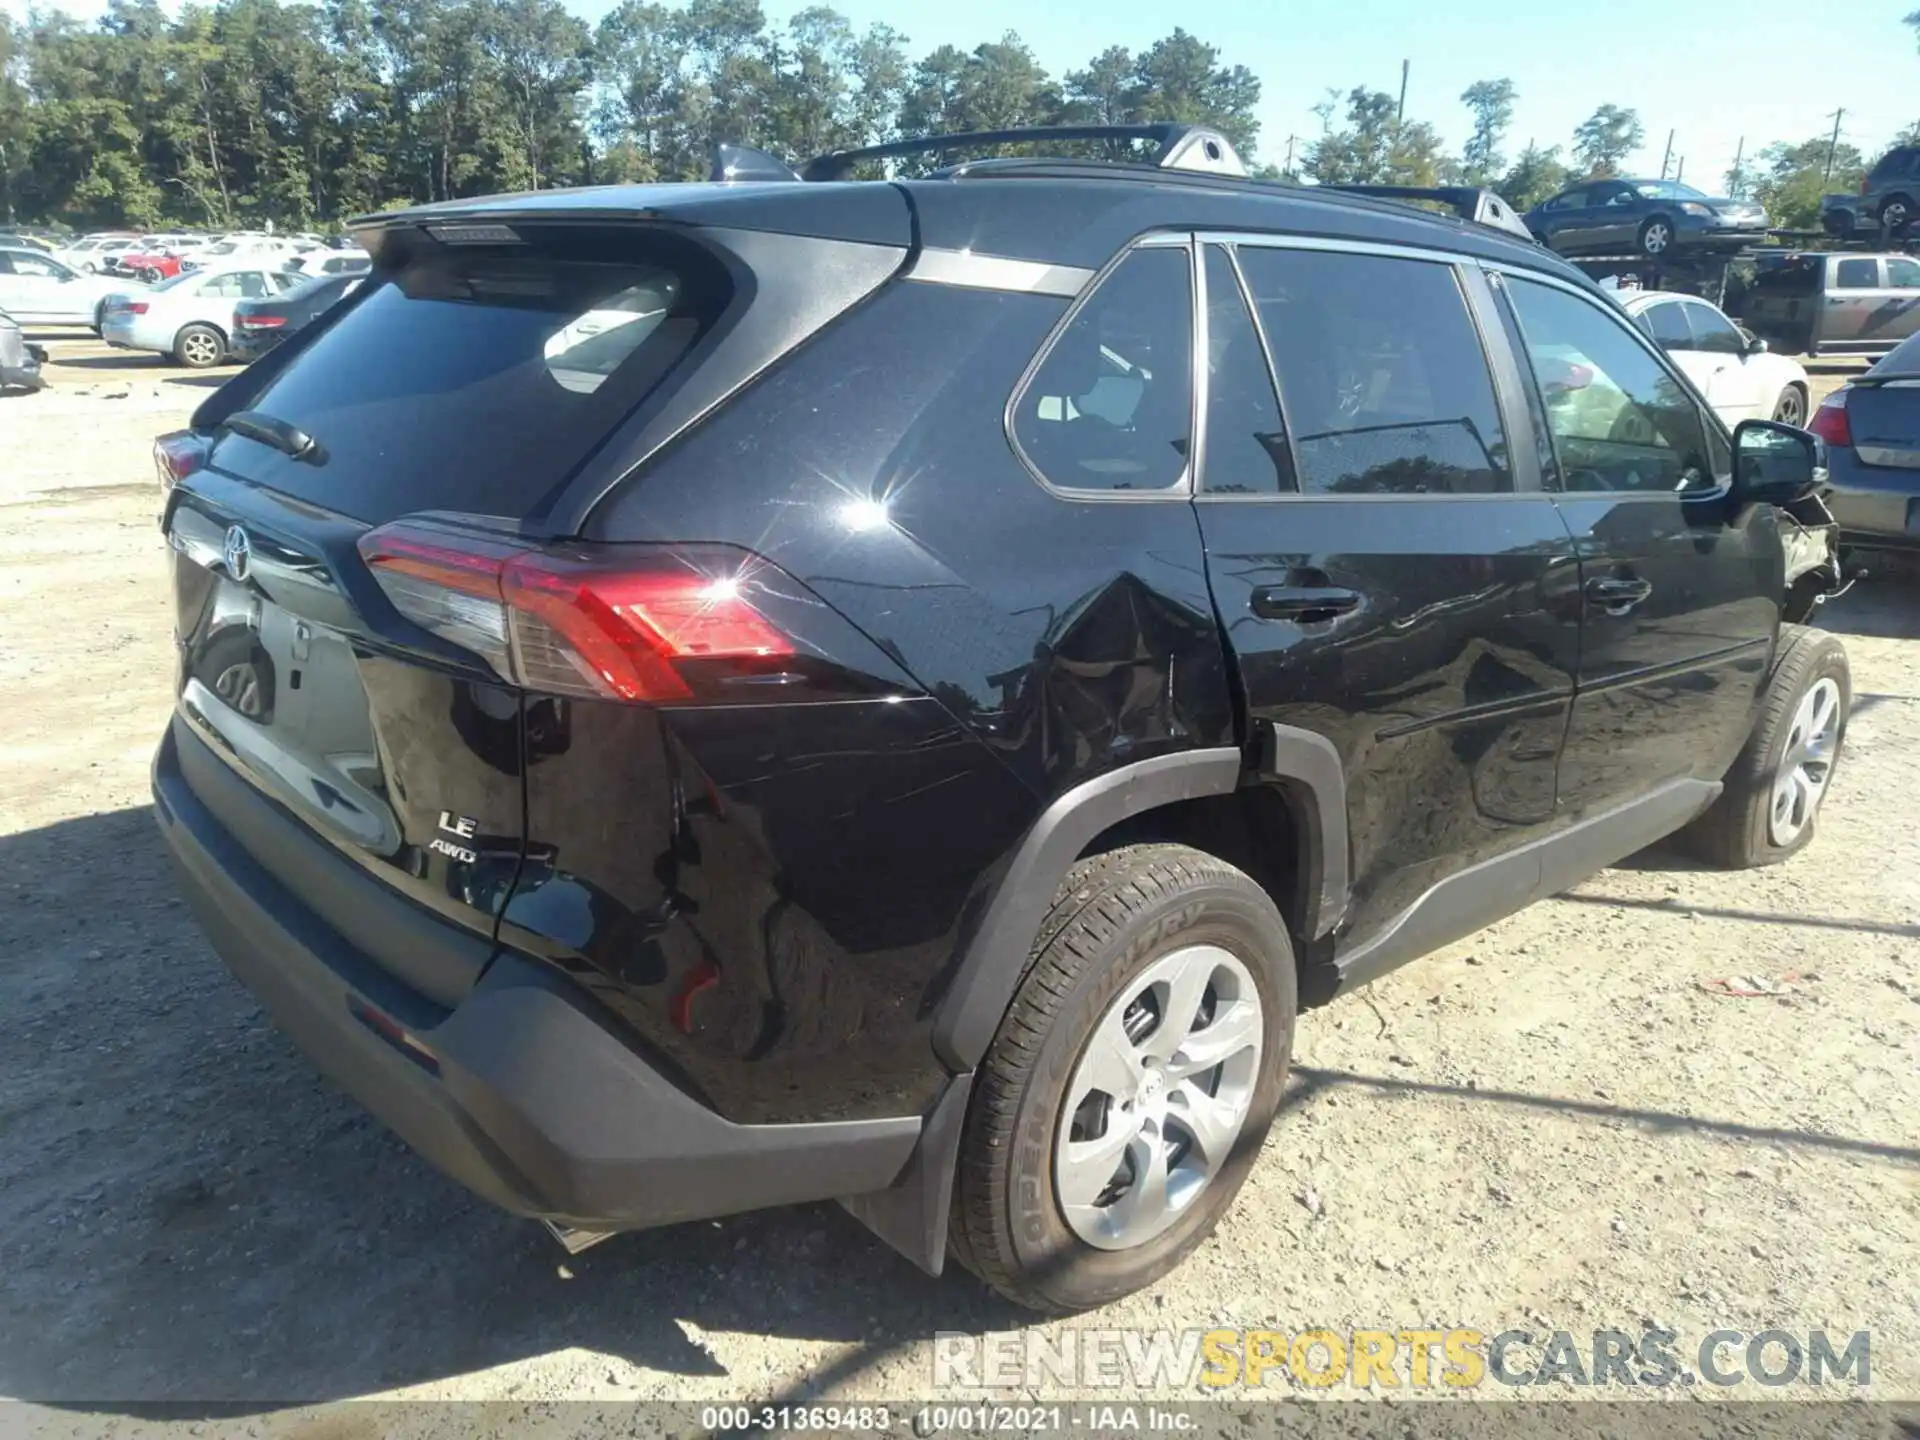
top-left (1728, 136), bottom-right (1745, 198)
top-left (1396, 60), bottom-right (1409, 125)
top-left (1659, 129), bottom-right (1675, 180)
top-left (1824, 109), bottom-right (1844, 183)
top-left (1676, 155), bottom-right (1685, 183)
top-left (1284, 134), bottom-right (1296, 176)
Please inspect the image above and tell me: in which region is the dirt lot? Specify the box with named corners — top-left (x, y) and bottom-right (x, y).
top-left (2, 333), bottom-right (1917, 1429)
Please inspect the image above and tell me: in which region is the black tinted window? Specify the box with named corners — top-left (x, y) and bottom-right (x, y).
top-left (1200, 246), bottom-right (1291, 494)
top-left (1870, 148), bottom-right (1917, 181)
top-left (1643, 302), bottom-right (1691, 350)
top-left (1835, 258), bottom-right (1879, 290)
top-left (1507, 278), bottom-right (1717, 495)
top-left (1235, 246), bottom-right (1510, 496)
top-left (1683, 303), bottom-right (1745, 356)
top-left (1014, 246), bottom-right (1192, 492)
top-left (218, 228), bottom-right (732, 521)
top-left (1547, 190), bottom-right (1588, 211)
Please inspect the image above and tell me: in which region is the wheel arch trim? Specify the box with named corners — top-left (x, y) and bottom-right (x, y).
top-left (930, 733), bottom-right (1348, 1075)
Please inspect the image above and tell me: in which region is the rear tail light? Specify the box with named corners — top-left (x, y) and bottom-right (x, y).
top-left (235, 311), bottom-right (287, 330)
top-left (153, 430), bottom-right (209, 491)
top-left (1808, 388), bottom-right (1852, 449)
top-left (357, 518), bottom-right (794, 703)
top-left (1860, 177), bottom-right (1870, 196)
top-left (118, 301), bottom-right (150, 315)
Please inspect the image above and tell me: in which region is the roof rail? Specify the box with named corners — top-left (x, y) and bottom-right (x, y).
top-left (1317, 185), bottom-right (1535, 243)
top-left (703, 124), bottom-right (1247, 185)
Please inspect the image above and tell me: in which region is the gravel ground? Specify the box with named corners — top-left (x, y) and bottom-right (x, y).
top-left (2, 334), bottom-right (1917, 1431)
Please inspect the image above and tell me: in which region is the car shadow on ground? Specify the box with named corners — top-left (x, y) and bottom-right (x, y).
top-left (7, 804), bottom-right (1917, 1415)
top-left (1817, 561), bottom-right (1920, 641)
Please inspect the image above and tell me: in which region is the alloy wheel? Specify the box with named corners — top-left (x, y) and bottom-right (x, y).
top-left (1772, 389), bottom-right (1805, 426)
top-left (1769, 677), bottom-right (1841, 847)
top-left (1055, 944), bottom-right (1263, 1251)
top-left (1642, 221), bottom-right (1672, 255)
top-left (181, 331), bottom-right (221, 367)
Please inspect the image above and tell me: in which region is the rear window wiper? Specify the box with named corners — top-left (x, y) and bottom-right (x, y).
top-left (217, 409), bottom-right (327, 464)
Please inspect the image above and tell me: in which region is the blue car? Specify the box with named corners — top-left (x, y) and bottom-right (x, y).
top-left (1526, 178), bottom-right (1770, 258)
top-left (1814, 330), bottom-right (1920, 553)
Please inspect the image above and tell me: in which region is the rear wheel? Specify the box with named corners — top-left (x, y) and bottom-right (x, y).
top-left (1882, 195), bottom-right (1913, 236)
top-left (1677, 625), bottom-right (1849, 867)
top-left (1638, 216), bottom-right (1675, 256)
top-left (1772, 384), bottom-right (1807, 426)
top-left (949, 844), bottom-right (1296, 1313)
top-left (174, 323), bottom-right (225, 369)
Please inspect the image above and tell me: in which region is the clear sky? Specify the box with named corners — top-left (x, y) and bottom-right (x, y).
top-left (7, 0), bottom-right (1917, 186)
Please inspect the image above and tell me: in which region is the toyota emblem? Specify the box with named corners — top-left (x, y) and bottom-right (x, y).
top-left (222, 524), bottom-right (252, 583)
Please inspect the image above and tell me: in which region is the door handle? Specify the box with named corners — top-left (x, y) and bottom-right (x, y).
top-left (1585, 575), bottom-right (1653, 615)
top-left (1251, 585), bottom-right (1362, 623)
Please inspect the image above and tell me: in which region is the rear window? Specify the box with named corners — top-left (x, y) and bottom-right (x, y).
top-left (1869, 148), bottom-right (1917, 181)
top-left (213, 227), bottom-right (732, 521)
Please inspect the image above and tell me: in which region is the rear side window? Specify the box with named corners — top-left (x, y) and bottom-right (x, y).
top-left (1642, 302), bottom-right (1691, 351)
top-left (1199, 246), bottom-right (1292, 493)
top-left (1234, 246), bottom-right (1511, 496)
top-left (1887, 258), bottom-right (1920, 290)
top-left (219, 227), bottom-right (732, 521)
top-left (1870, 148), bottom-right (1916, 181)
top-left (1835, 258), bottom-right (1880, 290)
top-left (1013, 246), bottom-right (1193, 492)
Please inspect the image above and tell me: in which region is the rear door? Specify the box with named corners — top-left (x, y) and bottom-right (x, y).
top-left (1881, 256), bottom-right (1920, 345)
top-left (1495, 270), bottom-right (1779, 815)
top-left (1587, 182), bottom-right (1644, 251)
top-left (1820, 256), bottom-right (1885, 350)
top-left (1192, 237), bottom-right (1582, 946)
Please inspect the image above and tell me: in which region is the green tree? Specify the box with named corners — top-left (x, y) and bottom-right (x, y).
top-left (1305, 86), bottom-right (1398, 184)
top-left (1498, 140), bottom-right (1570, 212)
top-left (1753, 135), bottom-right (1866, 230)
top-left (1458, 78), bottom-right (1514, 186)
top-left (1571, 103), bottom-right (1643, 178)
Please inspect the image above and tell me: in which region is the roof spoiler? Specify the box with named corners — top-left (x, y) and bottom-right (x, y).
top-left (708, 124), bottom-right (1247, 185)
top-left (1319, 185), bottom-right (1536, 243)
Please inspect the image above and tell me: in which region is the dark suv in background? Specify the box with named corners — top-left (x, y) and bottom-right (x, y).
top-left (151, 125), bottom-right (1849, 1313)
top-left (1822, 145), bottom-right (1919, 239)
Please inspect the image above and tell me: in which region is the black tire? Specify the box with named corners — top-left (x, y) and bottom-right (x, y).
top-left (1676, 625), bottom-right (1849, 868)
top-left (1881, 195), bottom-right (1913, 237)
top-left (948, 843), bottom-right (1297, 1313)
top-left (1638, 215), bottom-right (1676, 257)
top-left (1772, 384), bottom-right (1808, 426)
top-left (173, 323), bottom-right (226, 369)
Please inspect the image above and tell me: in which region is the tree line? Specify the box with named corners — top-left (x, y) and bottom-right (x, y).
top-left (0, 0), bottom-right (1915, 232)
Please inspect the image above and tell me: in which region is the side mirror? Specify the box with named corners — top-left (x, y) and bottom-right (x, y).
top-left (1732, 419), bottom-right (1823, 506)
top-left (1743, 331), bottom-right (1768, 356)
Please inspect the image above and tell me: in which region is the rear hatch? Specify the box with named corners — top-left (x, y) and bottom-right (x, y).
top-left (162, 199), bottom-right (909, 1006)
top-left (1846, 353), bottom-right (1920, 473)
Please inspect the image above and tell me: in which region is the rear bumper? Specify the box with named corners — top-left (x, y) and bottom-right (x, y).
top-left (1825, 455), bottom-right (1920, 547)
top-left (152, 717), bottom-right (923, 1230)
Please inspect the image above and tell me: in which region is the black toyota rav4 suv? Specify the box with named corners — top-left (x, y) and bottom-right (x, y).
top-left (151, 125), bottom-right (1850, 1313)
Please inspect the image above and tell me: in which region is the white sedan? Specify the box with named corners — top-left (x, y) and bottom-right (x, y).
top-left (100, 264), bottom-right (303, 368)
top-left (0, 246), bottom-right (132, 328)
top-left (1617, 289), bottom-right (1812, 428)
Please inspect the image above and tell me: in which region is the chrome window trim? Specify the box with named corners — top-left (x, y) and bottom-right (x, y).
top-left (1487, 263), bottom-right (1735, 502)
top-left (1003, 231), bottom-right (1198, 502)
top-left (903, 247), bottom-right (1094, 299)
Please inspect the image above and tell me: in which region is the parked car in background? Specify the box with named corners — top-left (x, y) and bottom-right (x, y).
top-left (1813, 330), bottom-right (1920, 553)
top-left (58, 232), bottom-right (141, 271)
top-left (1821, 145), bottom-right (1919, 239)
top-left (1526, 179), bottom-right (1769, 258)
top-left (1740, 251), bottom-right (1920, 358)
top-left (0, 307), bottom-right (47, 392)
top-left (100, 264), bottom-right (301, 367)
top-left (284, 250), bottom-right (369, 278)
top-left (0, 245), bottom-right (130, 328)
top-left (178, 236), bottom-right (299, 274)
top-left (0, 230), bottom-right (54, 252)
top-left (1617, 289), bottom-right (1811, 425)
top-left (231, 270), bottom-right (363, 360)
